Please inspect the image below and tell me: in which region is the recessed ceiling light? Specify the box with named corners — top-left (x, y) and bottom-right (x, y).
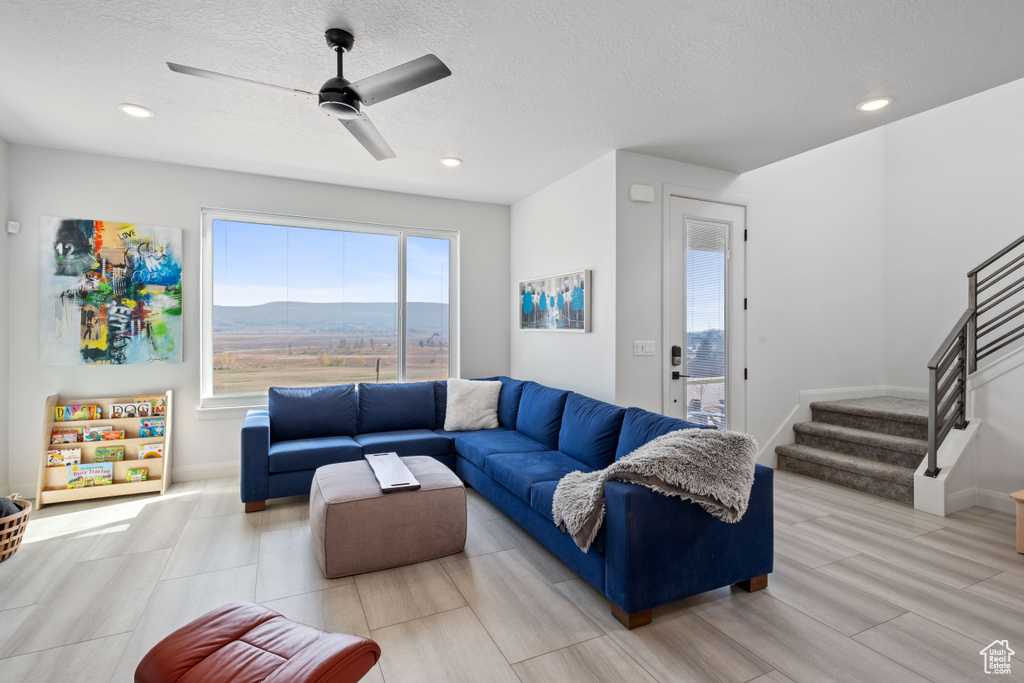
top-left (119, 103), bottom-right (154, 118)
top-left (440, 157), bottom-right (462, 167)
top-left (856, 97), bottom-right (892, 112)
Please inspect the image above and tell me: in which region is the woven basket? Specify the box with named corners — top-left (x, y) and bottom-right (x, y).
top-left (0, 494), bottom-right (32, 562)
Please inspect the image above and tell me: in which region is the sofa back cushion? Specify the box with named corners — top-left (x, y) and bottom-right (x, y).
top-left (558, 394), bottom-right (626, 469)
top-left (434, 381), bottom-right (448, 429)
top-left (358, 382), bottom-right (436, 433)
top-left (515, 382), bottom-right (569, 449)
top-left (269, 384), bottom-right (358, 443)
top-left (615, 407), bottom-right (711, 460)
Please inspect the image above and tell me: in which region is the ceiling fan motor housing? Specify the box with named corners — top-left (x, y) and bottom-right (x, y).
top-left (319, 77), bottom-right (360, 119)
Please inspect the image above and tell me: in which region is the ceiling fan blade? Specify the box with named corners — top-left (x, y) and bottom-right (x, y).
top-left (166, 62), bottom-right (316, 99)
top-left (341, 113), bottom-right (396, 160)
top-left (344, 54), bottom-right (451, 106)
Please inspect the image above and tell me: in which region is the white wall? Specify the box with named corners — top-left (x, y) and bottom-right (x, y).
top-left (509, 153), bottom-right (617, 401)
top-left (734, 129), bottom-right (888, 454)
top-left (970, 365), bottom-right (1024, 507)
top-left (0, 137), bottom-right (9, 493)
top-left (884, 78), bottom-right (1024, 387)
top-left (614, 151), bottom-right (738, 411)
top-left (884, 77), bottom-right (1024, 501)
top-left (6, 145), bottom-right (510, 492)
top-left (612, 137), bottom-right (887, 454)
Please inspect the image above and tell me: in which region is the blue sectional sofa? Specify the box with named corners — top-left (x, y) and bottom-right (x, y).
top-left (240, 377), bottom-right (774, 628)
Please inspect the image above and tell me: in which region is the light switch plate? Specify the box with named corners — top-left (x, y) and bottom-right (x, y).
top-left (6, 221), bottom-right (20, 234)
top-left (634, 341), bottom-right (656, 356)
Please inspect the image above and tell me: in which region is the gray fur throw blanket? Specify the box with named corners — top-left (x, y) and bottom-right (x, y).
top-left (552, 429), bottom-right (758, 552)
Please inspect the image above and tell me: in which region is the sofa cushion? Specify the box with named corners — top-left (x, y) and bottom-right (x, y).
top-left (558, 394), bottom-right (626, 470)
top-left (483, 451), bottom-right (592, 502)
top-left (358, 382), bottom-right (436, 433)
top-left (494, 376), bottom-right (527, 429)
top-left (444, 378), bottom-right (502, 431)
top-left (354, 430), bottom-right (452, 458)
top-left (268, 436), bottom-right (362, 473)
top-left (453, 429), bottom-right (546, 470)
top-left (434, 381), bottom-right (448, 429)
top-left (529, 480), bottom-right (605, 554)
top-left (268, 385), bottom-right (358, 443)
top-left (615, 407), bottom-right (711, 460)
top-left (515, 383), bottom-right (570, 449)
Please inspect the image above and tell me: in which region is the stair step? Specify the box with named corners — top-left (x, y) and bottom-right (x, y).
top-left (775, 444), bottom-right (915, 504)
top-left (811, 397), bottom-right (928, 440)
top-left (793, 422), bottom-right (925, 470)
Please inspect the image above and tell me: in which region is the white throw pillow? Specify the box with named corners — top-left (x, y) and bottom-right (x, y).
top-left (444, 378), bottom-right (501, 431)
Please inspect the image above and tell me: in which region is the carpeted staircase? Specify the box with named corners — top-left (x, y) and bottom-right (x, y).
top-left (775, 397), bottom-right (928, 504)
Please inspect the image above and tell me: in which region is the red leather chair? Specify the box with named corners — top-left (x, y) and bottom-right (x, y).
top-left (135, 602), bottom-right (381, 683)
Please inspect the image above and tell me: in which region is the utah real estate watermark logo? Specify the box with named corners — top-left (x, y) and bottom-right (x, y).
top-left (980, 640), bottom-right (1014, 675)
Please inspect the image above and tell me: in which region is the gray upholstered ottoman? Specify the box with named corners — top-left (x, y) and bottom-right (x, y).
top-left (310, 456), bottom-right (467, 578)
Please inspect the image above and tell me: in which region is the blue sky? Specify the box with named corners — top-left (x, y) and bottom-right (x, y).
top-left (213, 220), bottom-right (449, 306)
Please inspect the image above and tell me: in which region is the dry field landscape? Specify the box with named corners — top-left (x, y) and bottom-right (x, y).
top-left (212, 333), bottom-right (449, 394)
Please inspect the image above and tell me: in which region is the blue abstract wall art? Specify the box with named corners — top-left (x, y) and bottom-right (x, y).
top-left (517, 269), bottom-right (590, 332)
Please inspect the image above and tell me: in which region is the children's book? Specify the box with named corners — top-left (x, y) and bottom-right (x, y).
top-left (67, 463), bottom-right (113, 488)
top-left (133, 395), bottom-right (167, 417)
top-left (139, 418), bottom-right (165, 438)
top-left (54, 404), bottom-right (98, 422)
top-left (127, 467), bottom-right (148, 483)
top-left (110, 402), bottom-right (153, 419)
top-left (83, 426), bottom-right (112, 441)
top-left (139, 443), bottom-right (164, 459)
top-left (94, 445), bottom-right (125, 463)
top-left (101, 430), bottom-right (126, 440)
top-left (47, 448), bottom-right (82, 468)
top-left (50, 428), bottom-right (83, 444)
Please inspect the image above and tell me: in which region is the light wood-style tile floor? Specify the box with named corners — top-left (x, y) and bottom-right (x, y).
top-left (2, 471), bottom-right (1024, 682)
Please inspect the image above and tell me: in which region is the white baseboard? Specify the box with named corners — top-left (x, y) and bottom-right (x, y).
top-left (885, 385), bottom-right (928, 400)
top-left (975, 487), bottom-right (1018, 515)
top-left (11, 480), bottom-right (36, 498)
top-left (759, 384), bottom-right (909, 466)
top-left (944, 487), bottom-right (978, 515)
top-left (799, 385), bottom-right (892, 402)
top-left (917, 485), bottom-right (1017, 516)
top-left (173, 461), bottom-right (240, 482)
top-left (756, 403), bottom-right (799, 467)
top-left (968, 343), bottom-right (1024, 391)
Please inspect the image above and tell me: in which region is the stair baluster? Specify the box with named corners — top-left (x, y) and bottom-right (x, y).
top-left (927, 233), bottom-right (1024, 476)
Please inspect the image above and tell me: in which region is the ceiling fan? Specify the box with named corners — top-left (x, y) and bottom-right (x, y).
top-left (167, 28), bottom-right (451, 160)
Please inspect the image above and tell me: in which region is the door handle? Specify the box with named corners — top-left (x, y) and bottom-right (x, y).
top-left (672, 372), bottom-right (689, 380)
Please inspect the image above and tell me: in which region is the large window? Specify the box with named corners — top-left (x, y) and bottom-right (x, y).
top-left (201, 209), bottom-right (457, 408)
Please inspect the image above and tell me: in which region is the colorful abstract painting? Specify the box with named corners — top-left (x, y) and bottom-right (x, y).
top-left (518, 269), bottom-right (590, 332)
top-left (40, 216), bottom-right (183, 365)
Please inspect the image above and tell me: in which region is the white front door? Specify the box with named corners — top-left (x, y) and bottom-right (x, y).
top-left (665, 195), bottom-right (746, 431)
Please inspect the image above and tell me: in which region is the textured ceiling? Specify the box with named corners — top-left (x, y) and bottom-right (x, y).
top-left (2, 1), bottom-right (1024, 204)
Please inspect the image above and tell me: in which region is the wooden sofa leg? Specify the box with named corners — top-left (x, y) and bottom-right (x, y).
top-left (611, 605), bottom-right (652, 630)
top-left (245, 501), bottom-right (266, 513)
top-left (735, 574), bottom-right (768, 592)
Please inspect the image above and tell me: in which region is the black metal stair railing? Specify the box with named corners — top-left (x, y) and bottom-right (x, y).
top-left (927, 234), bottom-right (1024, 477)
top-left (926, 310), bottom-right (970, 477)
top-left (969, 233), bottom-right (1024, 370)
